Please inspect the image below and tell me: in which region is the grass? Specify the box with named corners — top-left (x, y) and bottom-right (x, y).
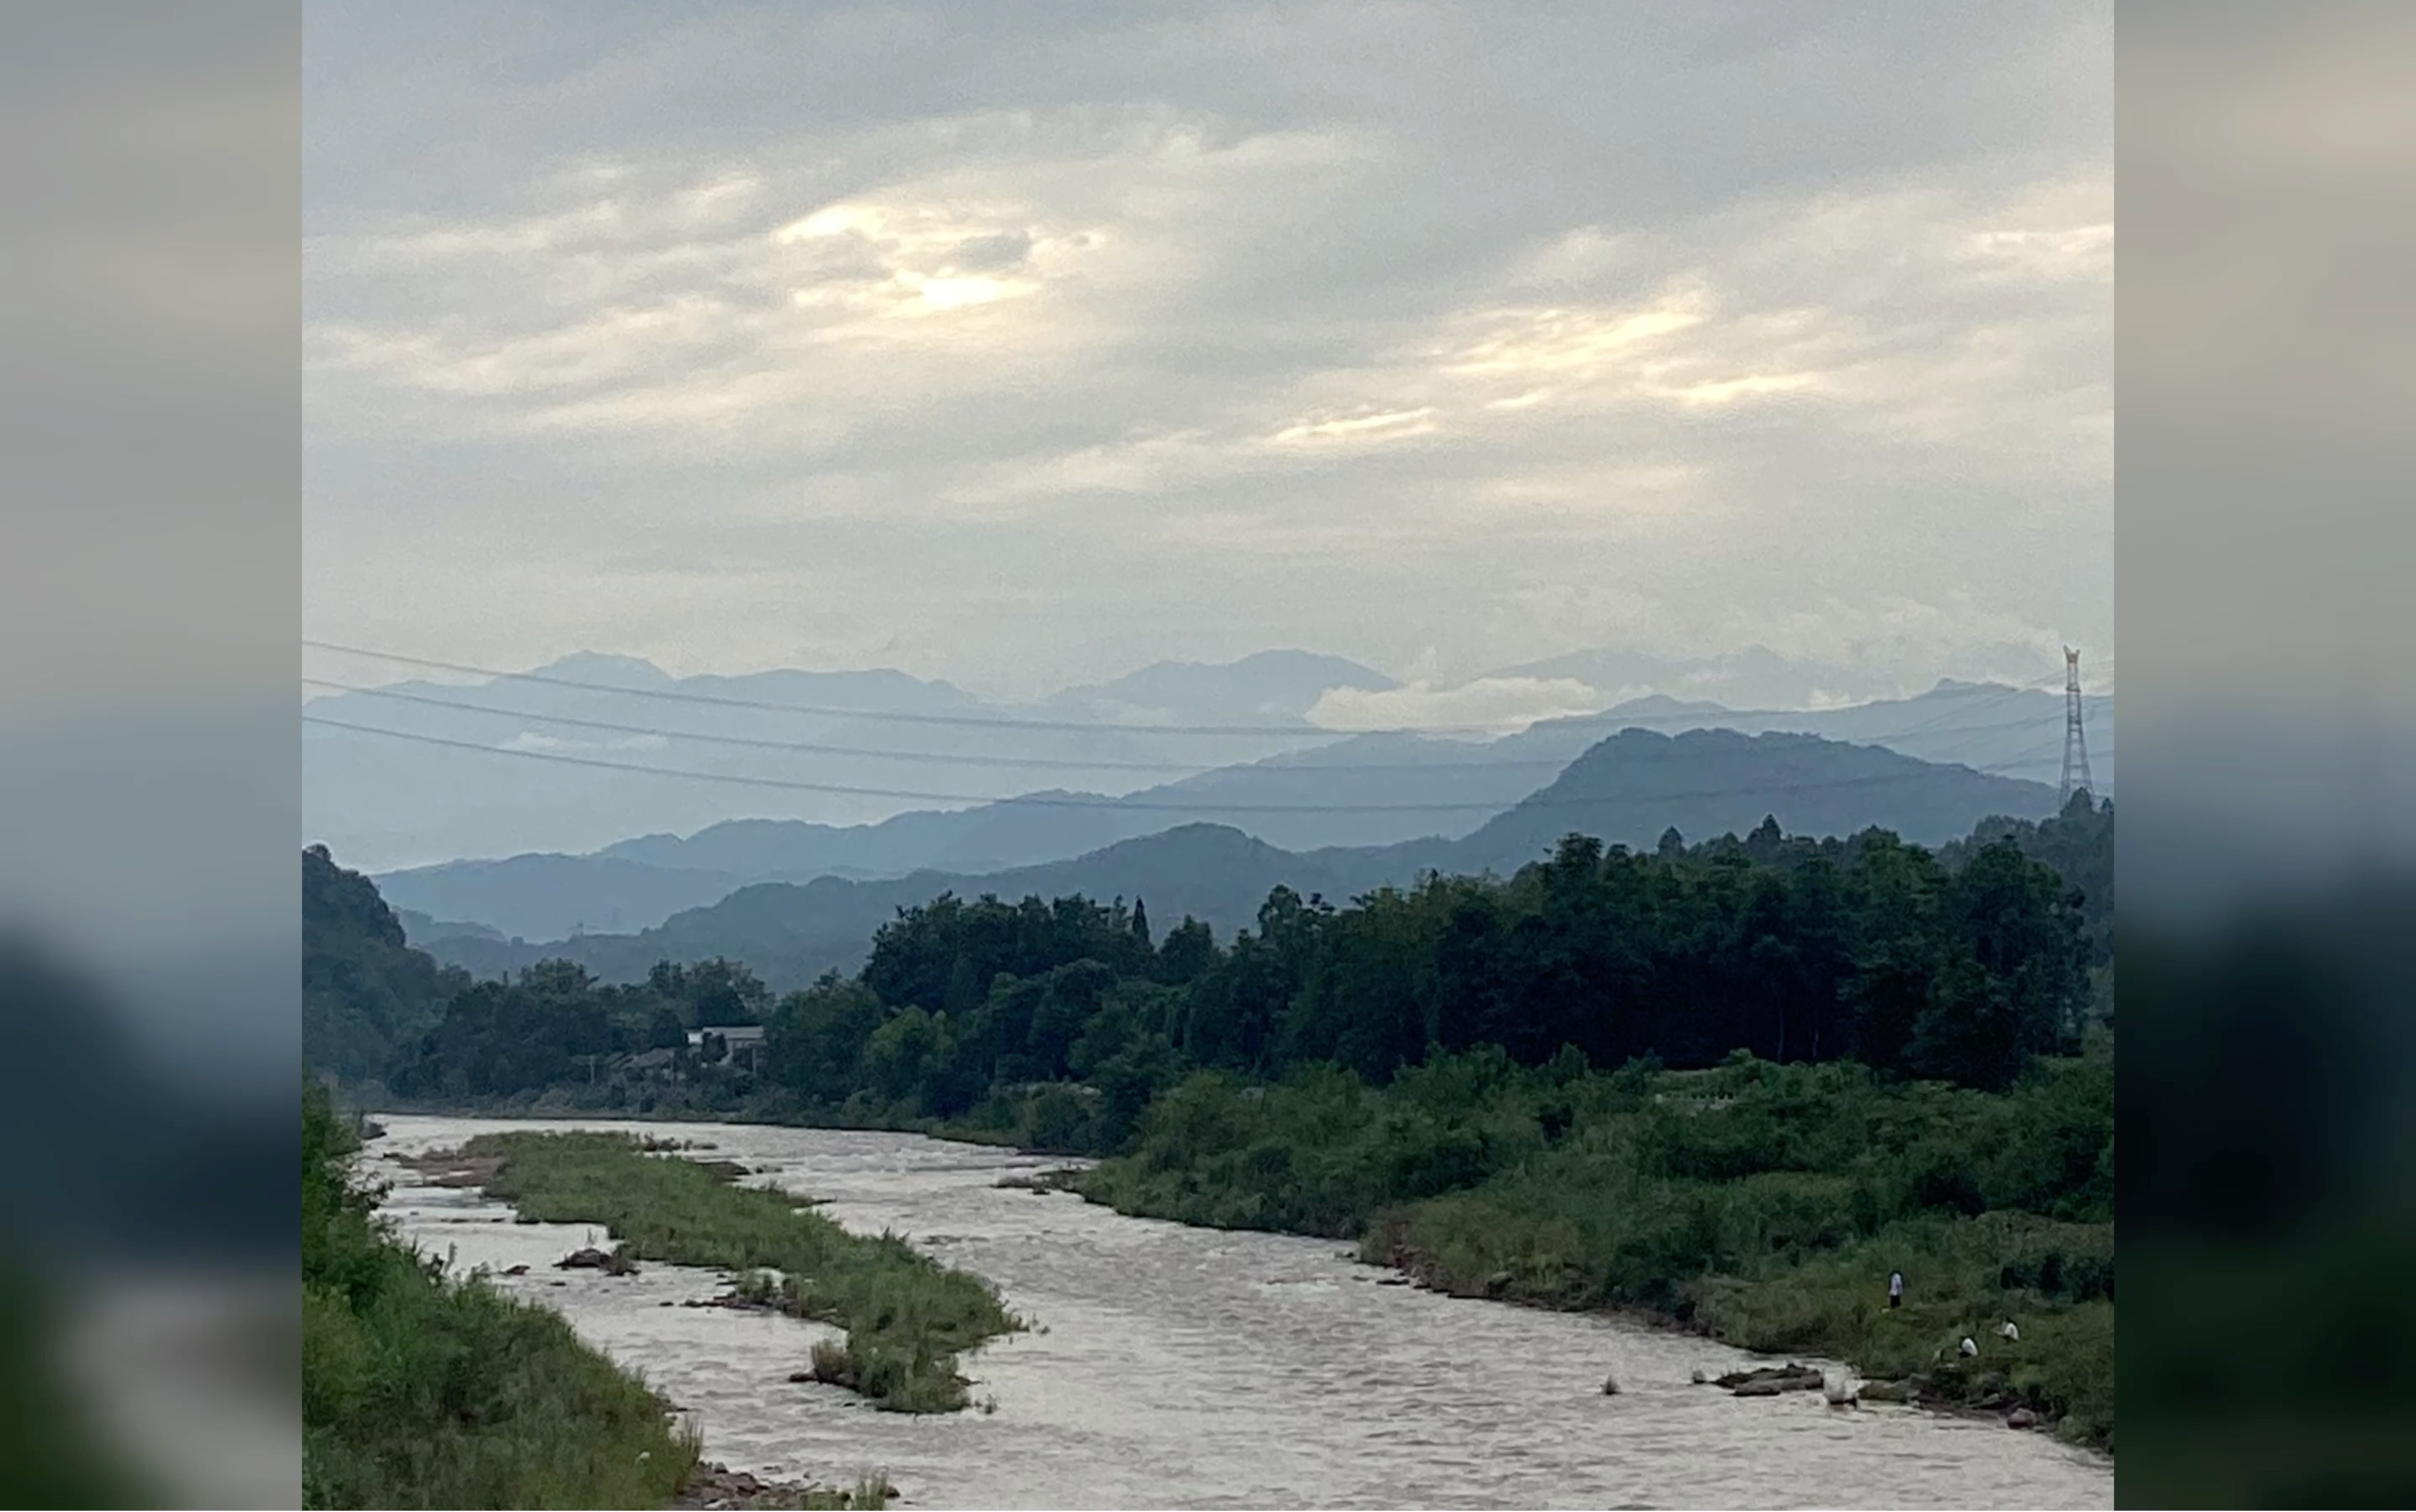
top-left (303, 1086), bottom-right (702, 1508)
top-left (303, 1262), bottom-right (704, 1509)
top-left (1085, 1049), bottom-right (2117, 1451)
top-left (1379, 1192), bottom-right (2115, 1448)
top-left (457, 1130), bottom-right (1021, 1412)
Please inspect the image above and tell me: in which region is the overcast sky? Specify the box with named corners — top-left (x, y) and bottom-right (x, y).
top-left (303, 1), bottom-right (2110, 711)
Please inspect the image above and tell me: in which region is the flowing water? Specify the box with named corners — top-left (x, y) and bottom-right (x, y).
top-left (366, 1115), bottom-right (2112, 1510)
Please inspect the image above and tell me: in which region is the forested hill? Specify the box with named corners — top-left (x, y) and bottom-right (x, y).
top-left (1440, 728), bottom-right (2057, 874)
top-left (304, 843), bottom-right (469, 1083)
top-left (418, 824), bottom-right (1425, 992)
top-left (359, 801), bottom-right (2107, 1114)
top-left (411, 730), bottom-right (2059, 990)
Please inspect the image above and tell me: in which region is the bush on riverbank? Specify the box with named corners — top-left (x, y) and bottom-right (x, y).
top-left (301, 1084), bottom-right (700, 1508)
top-left (1087, 1046), bottom-right (2115, 1449)
top-left (457, 1130), bottom-right (1020, 1411)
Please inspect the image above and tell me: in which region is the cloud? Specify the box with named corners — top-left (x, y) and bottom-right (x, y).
top-left (500, 731), bottom-right (670, 754)
top-left (1308, 676), bottom-right (1610, 733)
top-left (303, 3), bottom-right (2111, 701)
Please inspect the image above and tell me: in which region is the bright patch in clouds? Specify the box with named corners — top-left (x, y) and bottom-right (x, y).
top-left (1269, 407), bottom-right (1439, 446)
top-left (304, 5), bottom-right (2110, 698)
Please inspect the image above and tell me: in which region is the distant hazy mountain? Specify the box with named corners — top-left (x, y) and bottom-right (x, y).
top-left (417, 823), bottom-right (1414, 992)
top-left (376, 679), bottom-right (2107, 941)
top-left (1488, 679), bottom-right (2114, 795)
top-left (378, 856), bottom-right (748, 944)
top-left (309, 632), bottom-right (2113, 877)
top-left (407, 730), bottom-right (2063, 991)
top-left (380, 799), bottom-right (1166, 943)
top-left (603, 796), bottom-right (1164, 882)
top-left (390, 908), bottom-right (504, 944)
top-left (306, 650), bottom-right (1357, 872)
top-left (1047, 650), bottom-right (1397, 725)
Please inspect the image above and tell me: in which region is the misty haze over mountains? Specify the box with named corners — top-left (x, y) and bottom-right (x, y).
top-left (401, 726), bottom-right (2067, 992)
top-left (308, 642), bottom-right (2110, 948)
top-left (308, 643), bottom-right (2111, 868)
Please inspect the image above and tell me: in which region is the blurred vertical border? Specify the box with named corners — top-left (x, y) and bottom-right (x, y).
top-left (0, 2), bottom-right (300, 1507)
top-left (2119, 0), bottom-right (2416, 1505)
top-left (5, 1), bottom-right (2414, 1507)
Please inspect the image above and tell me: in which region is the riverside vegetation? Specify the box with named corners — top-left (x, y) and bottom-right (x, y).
top-left (303, 1085), bottom-right (889, 1508)
top-left (445, 1130), bottom-right (1020, 1411)
top-left (1088, 1045), bottom-right (2113, 1446)
top-left (307, 794), bottom-right (2116, 1450)
top-left (301, 1081), bottom-right (701, 1508)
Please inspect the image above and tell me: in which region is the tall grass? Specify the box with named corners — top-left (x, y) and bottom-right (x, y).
top-left (460, 1131), bottom-right (1020, 1412)
top-left (1087, 1048), bottom-right (2116, 1450)
top-left (302, 1086), bottom-right (700, 1508)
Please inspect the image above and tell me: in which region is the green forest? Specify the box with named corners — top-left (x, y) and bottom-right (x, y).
top-left (307, 792), bottom-right (2115, 1446)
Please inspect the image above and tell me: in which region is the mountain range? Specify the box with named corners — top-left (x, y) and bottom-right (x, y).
top-left (308, 643), bottom-right (2109, 877)
top-left (405, 727), bottom-right (2064, 990)
top-left (371, 675), bottom-right (2108, 943)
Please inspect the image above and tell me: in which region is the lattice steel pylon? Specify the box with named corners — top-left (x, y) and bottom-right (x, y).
top-left (2058, 647), bottom-right (2094, 806)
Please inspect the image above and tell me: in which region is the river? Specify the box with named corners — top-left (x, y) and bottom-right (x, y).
top-left (365, 1115), bottom-right (2112, 1510)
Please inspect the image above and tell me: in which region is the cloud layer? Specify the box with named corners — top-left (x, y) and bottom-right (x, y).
top-left (305, 2), bottom-right (2110, 700)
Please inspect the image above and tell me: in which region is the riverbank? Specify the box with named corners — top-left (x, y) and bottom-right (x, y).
top-left (366, 1111), bottom-right (2115, 1509)
top-left (359, 1042), bottom-right (2115, 1450)
top-left (309, 1089), bottom-right (912, 1508)
top-left (1081, 1051), bottom-right (2116, 1452)
top-left (433, 1129), bottom-right (1022, 1411)
top-left (303, 1087), bottom-right (701, 1507)
top-left (674, 1462), bottom-right (896, 1510)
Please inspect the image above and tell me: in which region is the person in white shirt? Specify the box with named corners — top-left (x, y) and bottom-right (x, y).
top-left (1888, 1270), bottom-right (1904, 1310)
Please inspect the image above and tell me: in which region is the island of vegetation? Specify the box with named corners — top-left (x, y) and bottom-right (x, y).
top-left (303, 1083), bottom-right (891, 1508)
top-left (432, 1128), bottom-right (1020, 1411)
top-left (307, 793), bottom-right (2116, 1454)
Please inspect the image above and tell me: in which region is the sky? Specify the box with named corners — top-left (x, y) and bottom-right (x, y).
top-left (303, 1), bottom-right (2111, 714)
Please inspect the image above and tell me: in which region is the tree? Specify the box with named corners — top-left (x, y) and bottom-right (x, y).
top-left (1745, 814), bottom-right (1786, 861)
top-left (862, 1008), bottom-right (949, 1106)
top-left (1028, 959), bottom-right (1117, 1079)
top-left (1286, 888), bottom-right (1433, 1082)
top-left (643, 1006), bottom-right (687, 1051)
top-left (691, 959), bottom-right (769, 1027)
top-left (943, 953), bottom-right (983, 1016)
top-left (1156, 916), bottom-right (1218, 985)
top-left (765, 975), bottom-right (887, 1105)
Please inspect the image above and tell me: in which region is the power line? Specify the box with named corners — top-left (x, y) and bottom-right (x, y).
top-left (303, 711), bottom-right (2067, 813)
top-left (303, 641), bottom-right (1527, 738)
top-left (298, 678), bottom-right (1565, 772)
top-left (309, 638), bottom-right (2107, 742)
top-left (301, 675), bottom-right (2082, 777)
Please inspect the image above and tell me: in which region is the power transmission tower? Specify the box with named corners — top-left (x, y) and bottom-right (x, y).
top-left (2059, 647), bottom-right (2094, 806)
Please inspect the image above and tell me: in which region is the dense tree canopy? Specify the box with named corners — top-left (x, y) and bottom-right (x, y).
top-left (312, 805), bottom-right (2109, 1130)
